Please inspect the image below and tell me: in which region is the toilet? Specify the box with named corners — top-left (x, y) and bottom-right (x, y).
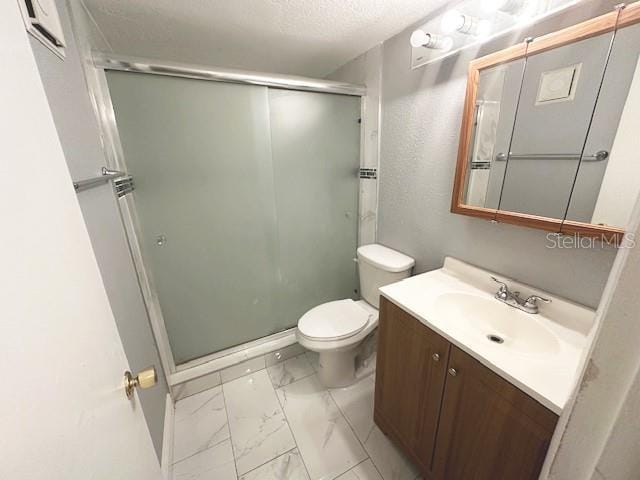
top-left (297, 244), bottom-right (415, 387)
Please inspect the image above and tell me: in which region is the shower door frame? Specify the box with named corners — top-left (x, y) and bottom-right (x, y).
top-left (85, 52), bottom-right (366, 388)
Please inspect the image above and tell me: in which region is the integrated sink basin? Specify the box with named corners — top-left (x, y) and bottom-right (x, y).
top-left (434, 292), bottom-right (561, 356)
top-left (379, 256), bottom-right (595, 413)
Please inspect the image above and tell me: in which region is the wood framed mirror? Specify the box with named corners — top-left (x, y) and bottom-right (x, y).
top-left (451, 3), bottom-right (640, 243)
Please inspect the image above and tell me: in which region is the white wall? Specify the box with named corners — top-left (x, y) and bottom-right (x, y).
top-left (0, 2), bottom-right (161, 478)
top-left (546, 198), bottom-right (640, 480)
top-left (591, 57), bottom-right (640, 228)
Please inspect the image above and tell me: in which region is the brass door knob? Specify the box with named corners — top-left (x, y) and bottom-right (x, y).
top-left (124, 366), bottom-right (157, 399)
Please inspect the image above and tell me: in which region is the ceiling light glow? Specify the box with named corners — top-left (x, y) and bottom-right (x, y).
top-left (441, 10), bottom-right (466, 33)
top-left (482, 0), bottom-right (527, 15)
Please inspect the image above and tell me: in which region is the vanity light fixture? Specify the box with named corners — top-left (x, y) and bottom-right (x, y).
top-left (441, 9), bottom-right (492, 36)
top-left (410, 0), bottom-right (577, 69)
top-left (410, 29), bottom-right (454, 50)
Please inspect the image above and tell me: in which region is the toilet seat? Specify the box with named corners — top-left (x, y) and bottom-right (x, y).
top-left (298, 299), bottom-right (371, 342)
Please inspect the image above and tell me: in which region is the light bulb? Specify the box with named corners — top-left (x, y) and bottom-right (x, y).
top-left (476, 19), bottom-right (492, 37)
top-left (410, 29), bottom-right (431, 48)
top-left (441, 10), bottom-right (466, 33)
top-left (442, 10), bottom-right (493, 36)
top-left (409, 30), bottom-right (453, 51)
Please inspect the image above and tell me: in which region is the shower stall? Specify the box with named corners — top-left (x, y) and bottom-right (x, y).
top-left (89, 55), bottom-right (366, 384)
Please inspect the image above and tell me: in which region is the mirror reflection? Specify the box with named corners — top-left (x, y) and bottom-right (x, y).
top-left (463, 60), bottom-right (525, 209)
top-left (565, 22), bottom-right (640, 229)
top-left (499, 31), bottom-right (614, 220)
top-left (461, 21), bottom-right (640, 232)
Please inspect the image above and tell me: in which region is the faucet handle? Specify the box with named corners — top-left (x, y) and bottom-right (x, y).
top-left (490, 276), bottom-right (507, 291)
top-left (524, 295), bottom-right (551, 307)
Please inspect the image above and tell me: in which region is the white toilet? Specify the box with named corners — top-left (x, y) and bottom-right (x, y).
top-left (297, 244), bottom-right (415, 387)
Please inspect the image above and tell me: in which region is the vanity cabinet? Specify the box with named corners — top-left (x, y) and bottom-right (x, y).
top-left (374, 297), bottom-right (559, 480)
top-left (374, 296), bottom-right (450, 473)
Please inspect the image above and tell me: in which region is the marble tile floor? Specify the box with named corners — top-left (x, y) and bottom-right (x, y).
top-left (171, 351), bottom-right (420, 480)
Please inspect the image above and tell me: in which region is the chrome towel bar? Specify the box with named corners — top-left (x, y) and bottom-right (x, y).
top-left (495, 150), bottom-right (609, 162)
top-left (73, 167), bottom-right (130, 193)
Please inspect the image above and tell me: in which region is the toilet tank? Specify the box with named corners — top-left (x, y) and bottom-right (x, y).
top-left (357, 244), bottom-right (415, 308)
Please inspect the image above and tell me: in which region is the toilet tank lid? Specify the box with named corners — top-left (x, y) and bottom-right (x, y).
top-left (357, 244), bottom-right (415, 273)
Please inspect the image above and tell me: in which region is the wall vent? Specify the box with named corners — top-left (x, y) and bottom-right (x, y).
top-left (18, 0), bottom-right (66, 59)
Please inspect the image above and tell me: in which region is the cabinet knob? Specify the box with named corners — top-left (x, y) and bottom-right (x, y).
top-left (432, 353), bottom-right (440, 362)
top-left (448, 368), bottom-right (458, 377)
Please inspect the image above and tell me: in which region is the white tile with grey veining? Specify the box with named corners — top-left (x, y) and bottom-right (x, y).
top-left (173, 371), bottom-right (222, 401)
top-left (173, 385), bottom-right (230, 463)
top-left (329, 375), bottom-right (376, 442)
top-left (239, 448), bottom-right (309, 480)
top-left (265, 343), bottom-right (307, 367)
top-left (267, 354), bottom-right (314, 388)
top-left (276, 374), bottom-right (367, 480)
top-left (364, 426), bottom-right (419, 480)
top-left (223, 369), bottom-right (296, 475)
top-left (330, 375), bottom-right (418, 480)
top-left (355, 351), bottom-right (376, 381)
top-left (335, 460), bottom-right (384, 480)
top-left (221, 355), bottom-right (266, 383)
top-left (305, 351), bottom-right (320, 372)
top-left (172, 437), bottom-right (236, 480)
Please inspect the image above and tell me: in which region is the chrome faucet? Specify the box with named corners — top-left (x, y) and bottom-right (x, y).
top-left (490, 276), bottom-right (550, 314)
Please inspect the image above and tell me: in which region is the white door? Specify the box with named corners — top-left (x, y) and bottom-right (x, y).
top-left (0, 3), bottom-right (163, 479)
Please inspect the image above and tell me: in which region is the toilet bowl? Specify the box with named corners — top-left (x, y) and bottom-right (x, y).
top-left (297, 244), bottom-right (414, 387)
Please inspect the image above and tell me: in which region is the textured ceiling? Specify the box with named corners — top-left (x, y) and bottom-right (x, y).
top-left (82, 0), bottom-right (450, 77)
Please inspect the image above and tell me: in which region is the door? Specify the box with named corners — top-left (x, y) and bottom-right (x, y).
top-left (433, 346), bottom-right (558, 480)
top-left (105, 72), bottom-right (361, 364)
top-left (0, 3), bottom-right (162, 479)
top-left (374, 297), bottom-right (450, 473)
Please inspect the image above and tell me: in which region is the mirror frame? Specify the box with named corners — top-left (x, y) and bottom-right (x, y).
top-left (451, 3), bottom-right (640, 243)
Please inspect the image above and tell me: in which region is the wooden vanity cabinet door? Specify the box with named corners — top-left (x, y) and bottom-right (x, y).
top-left (374, 297), bottom-right (451, 474)
top-left (433, 346), bottom-right (559, 480)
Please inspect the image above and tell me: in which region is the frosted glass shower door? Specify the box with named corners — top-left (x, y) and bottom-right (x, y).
top-left (269, 89), bottom-right (361, 327)
top-left (106, 71), bottom-right (360, 364)
top-left (107, 71), bottom-right (280, 363)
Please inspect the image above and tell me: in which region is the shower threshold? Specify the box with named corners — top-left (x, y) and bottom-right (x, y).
top-left (170, 327), bottom-right (298, 386)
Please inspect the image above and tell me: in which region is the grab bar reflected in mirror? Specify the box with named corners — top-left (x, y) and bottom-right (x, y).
top-left (494, 150), bottom-right (609, 162)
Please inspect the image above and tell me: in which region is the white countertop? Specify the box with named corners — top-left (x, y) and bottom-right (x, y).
top-left (379, 257), bottom-right (595, 414)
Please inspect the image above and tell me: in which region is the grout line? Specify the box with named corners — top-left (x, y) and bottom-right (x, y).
top-left (311, 380), bottom-right (370, 480)
top-left (171, 435), bottom-right (231, 467)
top-left (172, 386), bottom-right (232, 466)
top-left (336, 458), bottom-right (372, 479)
top-left (236, 446), bottom-right (300, 479)
top-left (328, 377), bottom-right (386, 480)
top-left (266, 353), bottom-right (316, 389)
top-left (271, 370), bottom-right (316, 390)
top-left (220, 349), bottom-right (310, 388)
top-left (220, 383), bottom-right (240, 480)
top-left (274, 379), bottom-right (313, 480)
